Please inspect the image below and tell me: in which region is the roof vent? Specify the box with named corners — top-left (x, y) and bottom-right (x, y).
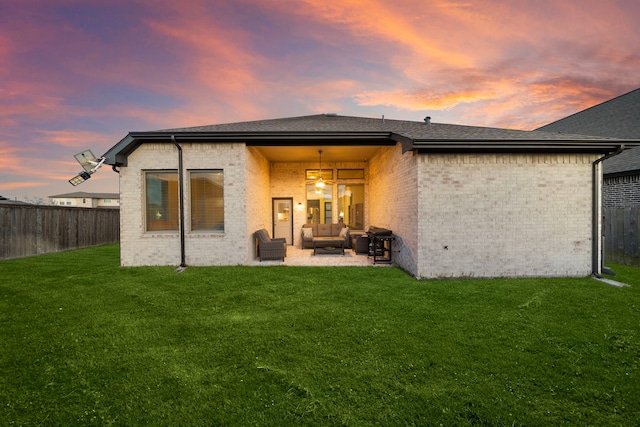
top-left (424, 116), bottom-right (431, 125)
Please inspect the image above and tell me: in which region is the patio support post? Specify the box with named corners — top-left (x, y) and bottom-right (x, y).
top-left (172, 135), bottom-right (187, 268)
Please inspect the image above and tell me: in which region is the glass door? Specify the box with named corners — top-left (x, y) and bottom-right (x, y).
top-left (272, 198), bottom-right (293, 244)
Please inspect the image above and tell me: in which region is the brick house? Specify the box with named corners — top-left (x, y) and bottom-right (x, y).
top-left (49, 191), bottom-right (120, 208)
top-left (103, 114), bottom-right (636, 279)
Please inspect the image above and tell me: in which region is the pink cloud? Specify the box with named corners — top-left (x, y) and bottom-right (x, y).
top-left (0, 144), bottom-right (26, 174)
top-left (279, 0), bottom-right (640, 128)
top-left (36, 130), bottom-right (116, 149)
top-left (1, 0), bottom-right (640, 201)
top-left (280, 0), bottom-right (474, 67)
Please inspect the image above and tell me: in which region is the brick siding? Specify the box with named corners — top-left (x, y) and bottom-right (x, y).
top-left (119, 143), bottom-right (249, 266)
top-left (368, 145), bottom-right (419, 276)
top-left (604, 174), bottom-right (640, 208)
top-left (416, 153), bottom-right (597, 278)
top-left (119, 143), bottom-right (598, 278)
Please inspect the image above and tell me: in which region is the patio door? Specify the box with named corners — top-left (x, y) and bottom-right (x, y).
top-left (272, 198), bottom-right (293, 245)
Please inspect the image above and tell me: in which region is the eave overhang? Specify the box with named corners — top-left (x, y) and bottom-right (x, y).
top-left (411, 139), bottom-right (639, 154)
top-left (604, 168), bottom-right (640, 179)
top-left (105, 131), bottom-right (398, 166)
top-left (104, 130), bottom-right (640, 167)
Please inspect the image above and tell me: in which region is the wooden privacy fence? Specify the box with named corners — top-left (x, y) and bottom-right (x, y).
top-left (604, 207), bottom-right (640, 266)
top-left (0, 205), bottom-right (119, 260)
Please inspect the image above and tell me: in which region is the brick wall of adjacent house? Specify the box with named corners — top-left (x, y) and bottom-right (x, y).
top-left (416, 153), bottom-right (598, 278)
top-left (119, 143), bottom-right (249, 266)
top-left (368, 144), bottom-right (419, 276)
top-left (603, 174), bottom-right (640, 208)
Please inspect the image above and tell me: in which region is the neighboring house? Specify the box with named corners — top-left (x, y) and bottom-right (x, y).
top-left (536, 88), bottom-right (640, 208)
top-left (103, 114), bottom-right (638, 279)
top-left (0, 196), bottom-right (31, 205)
top-left (49, 192), bottom-right (120, 208)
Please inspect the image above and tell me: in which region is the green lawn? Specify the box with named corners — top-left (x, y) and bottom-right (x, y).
top-left (1, 244), bottom-right (639, 426)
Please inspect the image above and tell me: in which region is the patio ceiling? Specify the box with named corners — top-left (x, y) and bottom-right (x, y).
top-left (255, 145), bottom-right (383, 163)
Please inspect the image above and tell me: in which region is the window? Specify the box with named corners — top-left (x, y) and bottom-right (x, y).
top-left (305, 169), bottom-right (333, 181)
top-left (338, 184), bottom-right (365, 229)
top-left (190, 170), bottom-right (224, 232)
top-left (306, 184), bottom-right (332, 224)
top-left (145, 171), bottom-right (179, 231)
top-left (338, 169), bottom-right (364, 179)
top-left (305, 168), bottom-right (366, 225)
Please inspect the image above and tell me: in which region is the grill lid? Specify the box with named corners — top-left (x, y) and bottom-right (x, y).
top-left (367, 226), bottom-right (392, 236)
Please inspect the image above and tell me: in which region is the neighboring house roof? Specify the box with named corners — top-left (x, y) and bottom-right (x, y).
top-left (104, 114), bottom-right (639, 167)
top-left (49, 192), bottom-right (120, 199)
top-left (536, 88), bottom-right (640, 176)
top-left (0, 196), bottom-right (31, 205)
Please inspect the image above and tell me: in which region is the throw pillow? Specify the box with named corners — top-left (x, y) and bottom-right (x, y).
top-left (339, 227), bottom-right (348, 238)
top-left (302, 227), bottom-right (313, 239)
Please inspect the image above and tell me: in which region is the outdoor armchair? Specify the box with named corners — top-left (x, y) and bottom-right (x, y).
top-left (254, 229), bottom-right (287, 261)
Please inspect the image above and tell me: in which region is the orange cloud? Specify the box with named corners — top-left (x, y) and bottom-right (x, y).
top-left (139, 2), bottom-right (275, 119)
top-left (286, 0), bottom-right (473, 67)
top-left (354, 87), bottom-right (498, 111)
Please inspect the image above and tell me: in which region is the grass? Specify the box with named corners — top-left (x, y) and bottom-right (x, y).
top-left (1, 244), bottom-right (639, 426)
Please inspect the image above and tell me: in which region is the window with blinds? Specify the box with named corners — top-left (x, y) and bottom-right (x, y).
top-left (190, 170), bottom-right (224, 232)
top-left (145, 171), bottom-right (179, 231)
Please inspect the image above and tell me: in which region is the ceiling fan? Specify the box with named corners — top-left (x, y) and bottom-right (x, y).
top-left (313, 149), bottom-right (334, 192)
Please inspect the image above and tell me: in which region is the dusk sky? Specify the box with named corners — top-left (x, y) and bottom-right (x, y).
top-left (2, 0), bottom-right (639, 202)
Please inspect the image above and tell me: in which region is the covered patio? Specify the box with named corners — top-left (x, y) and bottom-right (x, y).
top-left (250, 244), bottom-right (394, 267)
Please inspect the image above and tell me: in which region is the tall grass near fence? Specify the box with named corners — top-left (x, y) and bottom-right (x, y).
top-left (1, 244), bottom-right (639, 425)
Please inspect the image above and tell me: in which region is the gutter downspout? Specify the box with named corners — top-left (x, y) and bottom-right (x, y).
top-left (172, 135), bottom-right (187, 268)
top-left (592, 145), bottom-right (624, 277)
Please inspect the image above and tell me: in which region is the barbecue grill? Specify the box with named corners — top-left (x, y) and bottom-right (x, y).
top-left (366, 226), bottom-right (395, 264)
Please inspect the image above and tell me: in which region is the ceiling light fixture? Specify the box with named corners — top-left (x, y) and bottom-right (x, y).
top-left (315, 149), bottom-right (325, 190)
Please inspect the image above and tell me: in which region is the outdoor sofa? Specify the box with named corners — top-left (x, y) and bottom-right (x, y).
top-left (301, 223), bottom-right (350, 249)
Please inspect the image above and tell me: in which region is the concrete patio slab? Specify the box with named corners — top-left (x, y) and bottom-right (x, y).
top-left (251, 245), bottom-right (393, 267)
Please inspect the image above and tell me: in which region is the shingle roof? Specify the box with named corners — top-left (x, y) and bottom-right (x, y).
top-left (536, 88), bottom-right (640, 175)
top-left (49, 192), bottom-right (119, 199)
top-left (0, 197), bottom-right (31, 205)
top-left (104, 114), bottom-right (639, 167)
top-left (160, 114), bottom-right (617, 141)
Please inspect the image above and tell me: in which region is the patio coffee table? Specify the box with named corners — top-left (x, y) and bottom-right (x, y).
top-left (313, 237), bottom-right (345, 256)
